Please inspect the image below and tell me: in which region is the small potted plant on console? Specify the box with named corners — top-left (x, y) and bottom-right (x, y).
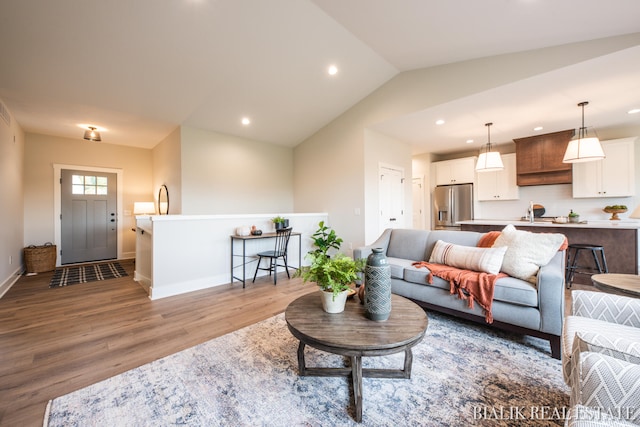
top-left (271, 216), bottom-right (288, 230)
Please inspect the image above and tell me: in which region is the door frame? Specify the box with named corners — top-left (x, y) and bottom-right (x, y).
top-left (53, 164), bottom-right (124, 266)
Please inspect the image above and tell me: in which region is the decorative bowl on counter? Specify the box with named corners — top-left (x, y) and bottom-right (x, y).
top-left (603, 206), bottom-right (628, 220)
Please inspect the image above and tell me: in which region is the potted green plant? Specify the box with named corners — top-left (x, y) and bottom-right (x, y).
top-left (310, 221), bottom-right (343, 258)
top-left (568, 210), bottom-right (580, 223)
top-left (295, 251), bottom-right (365, 313)
top-left (271, 216), bottom-right (286, 230)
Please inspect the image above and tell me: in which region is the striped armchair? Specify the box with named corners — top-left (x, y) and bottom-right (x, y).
top-left (562, 290), bottom-right (640, 426)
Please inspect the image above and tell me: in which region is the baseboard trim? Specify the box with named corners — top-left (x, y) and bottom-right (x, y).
top-left (148, 274), bottom-right (229, 300)
top-left (0, 266), bottom-right (24, 299)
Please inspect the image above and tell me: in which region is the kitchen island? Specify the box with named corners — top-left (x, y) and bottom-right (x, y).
top-left (458, 220), bottom-right (640, 285)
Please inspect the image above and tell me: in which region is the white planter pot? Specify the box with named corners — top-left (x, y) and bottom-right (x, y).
top-left (320, 289), bottom-right (349, 313)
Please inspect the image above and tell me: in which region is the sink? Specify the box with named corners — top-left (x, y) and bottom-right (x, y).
top-left (519, 217), bottom-right (555, 223)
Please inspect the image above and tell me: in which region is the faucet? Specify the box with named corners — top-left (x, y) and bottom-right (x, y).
top-left (528, 201), bottom-right (535, 223)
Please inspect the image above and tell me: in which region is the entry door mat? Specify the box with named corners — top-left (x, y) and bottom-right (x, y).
top-left (49, 262), bottom-right (128, 288)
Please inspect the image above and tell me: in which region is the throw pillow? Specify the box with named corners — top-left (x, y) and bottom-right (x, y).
top-left (492, 224), bottom-right (565, 282)
top-left (428, 240), bottom-right (507, 275)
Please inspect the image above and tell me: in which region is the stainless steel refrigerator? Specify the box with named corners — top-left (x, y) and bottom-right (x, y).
top-left (433, 183), bottom-right (473, 229)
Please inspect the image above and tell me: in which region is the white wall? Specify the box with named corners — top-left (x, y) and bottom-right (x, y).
top-left (135, 212), bottom-right (328, 299)
top-left (0, 100), bottom-right (24, 296)
top-left (364, 129), bottom-right (413, 243)
top-left (153, 127), bottom-right (182, 214)
top-left (180, 126), bottom-right (294, 215)
top-left (23, 133), bottom-right (153, 260)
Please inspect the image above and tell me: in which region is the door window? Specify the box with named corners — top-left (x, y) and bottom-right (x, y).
top-left (72, 175), bottom-right (108, 195)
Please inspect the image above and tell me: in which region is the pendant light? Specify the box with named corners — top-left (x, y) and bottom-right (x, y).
top-left (562, 101), bottom-right (604, 163)
top-left (83, 126), bottom-right (102, 142)
top-left (475, 122), bottom-right (504, 172)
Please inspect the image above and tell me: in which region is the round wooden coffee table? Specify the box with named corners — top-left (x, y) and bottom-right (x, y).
top-left (592, 273), bottom-right (640, 297)
top-left (285, 292), bottom-right (428, 422)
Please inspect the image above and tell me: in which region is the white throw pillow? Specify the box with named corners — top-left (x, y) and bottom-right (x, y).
top-left (429, 240), bottom-right (507, 275)
top-left (492, 224), bottom-right (565, 282)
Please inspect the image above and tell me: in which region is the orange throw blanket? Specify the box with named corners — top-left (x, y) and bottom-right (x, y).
top-left (412, 261), bottom-right (506, 323)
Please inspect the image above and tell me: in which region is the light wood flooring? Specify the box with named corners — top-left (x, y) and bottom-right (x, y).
top-left (0, 259), bottom-right (596, 426)
top-left (0, 260), bottom-right (317, 427)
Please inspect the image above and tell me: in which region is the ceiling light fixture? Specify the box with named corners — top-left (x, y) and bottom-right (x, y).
top-left (475, 122), bottom-right (504, 172)
top-left (628, 108), bottom-right (640, 115)
top-left (83, 126), bottom-right (101, 142)
top-left (241, 117), bottom-right (251, 126)
top-left (562, 101), bottom-right (605, 163)
top-left (435, 119), bottom-right (445, 125)
top-left (328, 65), bottom-right (338, 75)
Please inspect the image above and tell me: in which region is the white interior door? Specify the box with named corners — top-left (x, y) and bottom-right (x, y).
top-left (61, 169), bottom-right (118, 264)
top-left (379, 165), bottom-right (404, 234)
top-left (412, 177), bottom-right (424, 229)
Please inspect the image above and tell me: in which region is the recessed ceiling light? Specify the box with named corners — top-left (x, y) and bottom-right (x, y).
top-left (628, 108), bottom-right (640, 115)
top-left (241, 117), bottom-right (251, 126)
top-left (466, 139), bottom-right (474, 144)
top-left (435, 119), bottom-right (445, 125)
top-left (328, 65), bottom-right (338, 75)
top-left (533, 126), bottom-right (543, 131)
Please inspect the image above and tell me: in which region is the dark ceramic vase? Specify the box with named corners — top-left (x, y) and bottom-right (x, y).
top-left (364, 248), bottom-right (391, 321)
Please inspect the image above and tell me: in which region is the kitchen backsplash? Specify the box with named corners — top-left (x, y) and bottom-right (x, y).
top-left (474, 183), bottom-right (639, 221)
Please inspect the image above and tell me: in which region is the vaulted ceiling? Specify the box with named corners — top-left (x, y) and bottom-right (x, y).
top-left (1, 0), bottom-right (639, 154)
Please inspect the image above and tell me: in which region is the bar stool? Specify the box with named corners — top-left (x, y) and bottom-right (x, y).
top-left (565, 243), bottom-right (608, 288)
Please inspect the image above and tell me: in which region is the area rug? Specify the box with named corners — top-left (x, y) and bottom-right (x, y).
top-left (49, 262), bottom-right (128, 288)
top-left (44, 311), bottom-right (570, 426)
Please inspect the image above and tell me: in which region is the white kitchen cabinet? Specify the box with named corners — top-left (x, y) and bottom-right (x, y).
top-left (476, 153), bottom-right (519, 201)
top-left (434, 157), bottom-right (476, 185)
top-left (572, 137), bottom-right (636, 198)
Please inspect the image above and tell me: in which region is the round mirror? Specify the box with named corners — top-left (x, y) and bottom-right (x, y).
top-left (158, 184), bottom-right (169, 215)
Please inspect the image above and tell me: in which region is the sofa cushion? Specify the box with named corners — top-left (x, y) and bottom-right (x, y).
top-left (573, 332), bottom-right (640, 365)
top-left (403, 263), bottom-right (433, 287)
top-left (386, 229), bottom-right (429, 261)
top-left (386, 257), bottom-right (415, 279)
top-left (562, 315), bottom-right (640, 384)
top-left (403, 264), bottom-right (538, 307)
top-left (492, 224), bottom-right (565, 282)
top-left (428, 240), bottom-right (507, 275)
top-left (491, 276), bottom-right (538, 307)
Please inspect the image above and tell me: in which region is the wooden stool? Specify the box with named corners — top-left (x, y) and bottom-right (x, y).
top-left (565, 243), bottom-right (608, 288)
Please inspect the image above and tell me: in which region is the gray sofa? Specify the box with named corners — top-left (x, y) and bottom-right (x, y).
top-left (354, 228), bottom-right (566, 358)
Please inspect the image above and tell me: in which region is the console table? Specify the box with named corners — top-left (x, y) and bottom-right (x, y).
top-left (230, 231), bottom-right (301, 287)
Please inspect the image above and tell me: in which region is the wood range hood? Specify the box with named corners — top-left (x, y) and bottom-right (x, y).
top-left (513, 129), bottom-right (576, 186)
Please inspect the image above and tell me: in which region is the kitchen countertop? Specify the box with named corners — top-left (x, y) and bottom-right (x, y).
top-left (457, 219), bottom-right (640, 230)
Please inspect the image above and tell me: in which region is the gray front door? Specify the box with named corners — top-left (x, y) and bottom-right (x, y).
top-left (61, 169), bottom-right (117, 264)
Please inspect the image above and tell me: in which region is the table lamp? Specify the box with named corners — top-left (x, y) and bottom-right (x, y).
top-left (629, 204), bottom-right (640, 219)
top-left (133, 202), bottom-right (156, 215)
